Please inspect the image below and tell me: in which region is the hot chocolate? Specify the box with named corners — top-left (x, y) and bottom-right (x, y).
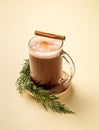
top-left (29, 37), bottom-right (63, 89)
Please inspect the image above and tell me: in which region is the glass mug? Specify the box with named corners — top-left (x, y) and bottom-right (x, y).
top-left (28, 36), bottom-right (75, 89)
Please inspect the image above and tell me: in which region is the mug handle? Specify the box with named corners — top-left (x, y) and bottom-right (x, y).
top-left (59, 50), bottom-right (75, 84)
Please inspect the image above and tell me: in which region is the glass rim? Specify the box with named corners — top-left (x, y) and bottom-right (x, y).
top-left (28, 36), bottom-right (64, 52)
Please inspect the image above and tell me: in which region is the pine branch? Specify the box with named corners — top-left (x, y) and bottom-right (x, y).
top-left (16, 59), bottom-right (74, 114)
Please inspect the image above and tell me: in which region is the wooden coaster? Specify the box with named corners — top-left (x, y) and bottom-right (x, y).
top-left (26, 71), bottom-right (71, 97)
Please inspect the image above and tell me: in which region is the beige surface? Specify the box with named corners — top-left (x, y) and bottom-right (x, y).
top-left (0, 0), bottom-right (99, 130)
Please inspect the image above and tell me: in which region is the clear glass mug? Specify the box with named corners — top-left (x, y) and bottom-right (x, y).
top-left (28, 36), bottom-right (75, 90)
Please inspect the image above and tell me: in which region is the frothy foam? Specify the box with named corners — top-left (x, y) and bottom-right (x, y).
top-left (30, 36), bottom-right (62, 51)
top-left (29, 36), bottom-right (62, 58)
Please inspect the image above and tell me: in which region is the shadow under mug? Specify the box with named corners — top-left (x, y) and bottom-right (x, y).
top-left (28, 36), bottom-right (75, 89)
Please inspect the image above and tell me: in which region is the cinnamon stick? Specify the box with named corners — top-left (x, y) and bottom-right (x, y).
top-left (35, 30), bottom-right (66, 40)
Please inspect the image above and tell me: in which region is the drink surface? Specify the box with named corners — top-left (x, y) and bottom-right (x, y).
top-left (30, 36), bottom-right (62, 51)
top-left (29, 36), bottom-right (62, 59)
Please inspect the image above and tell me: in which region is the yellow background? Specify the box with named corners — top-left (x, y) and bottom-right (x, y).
top-left (0, 0), bottom-right (98, 130)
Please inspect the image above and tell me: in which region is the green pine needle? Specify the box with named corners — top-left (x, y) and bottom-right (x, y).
top-left (16, 59), bottom-right (74, 114)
